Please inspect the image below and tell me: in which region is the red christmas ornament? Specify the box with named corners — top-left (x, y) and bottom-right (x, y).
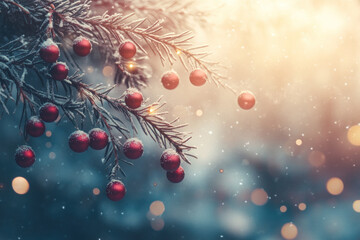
top-left (39, 102), bottom-right (59, 122)
top-left (124, 88), bottom-right (143, 109)
top-left (119, 41), bottom-right (136, 59)
top-left (26, 116), bottom-right (45, 137)
top-left (73, 36), bottom-right (92, 57)
top-left (68, 130), bottom-right (90, 153)
top-left (237, 91), bottom-right (256, 110)
top-left (123, 138), bottom-right (143, 159)
top-left (50, 62), bottom-right (68, 81)
top-left (106, 180), bottom-right (126, 201)
top-left (15, 145), bottom-right (35, 168)
top-left (161, 71), bottom-right (180, 90)
top-left (89, 128), bottom-right (109, 150)
top-left (160, 149), bottom-right (180, 171)
top-left (39, 39), bottom-right (60, 63)
top-left (189, 69), bottom-right (207, 86)
top-left (167, 166), bottom-right (185, 183)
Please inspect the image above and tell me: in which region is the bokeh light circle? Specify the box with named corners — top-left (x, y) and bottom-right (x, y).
top-left (12, 177), bottom-right (29, 195)
top-left (326, 177), bottom-right (344, 195)
top-left (281, 222), bottom-right (298, 240)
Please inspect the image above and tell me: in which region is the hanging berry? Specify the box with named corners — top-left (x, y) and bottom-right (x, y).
top-left (39, 39), bottom-right (60, 63)
top-left (89, 128), bottom-right (109, 150)
top-left (15, 145), bottom-right (35, 168)
top-left (237, 91), bottom-right (256, 110)
top-left (123, 138), bottom-right (143, 159)
top-left (26, 116), bottom-right (45, 137)
top-left (167, 166), bottom-right (185, 183)
top-left (106, 180), bottom-right (126, 201)
top-left (39, 102), bottom-right (59, 123)
top-left (68, 130), bottom-right (90, 153)
top-left (124, 88), bottom-right (143, 109)
top-left (161, 71), bottom-right (180, 90)
top-left (119, 41), bottom-right (136, 59)
top-left (73, 36), bottom-right (92, 57)
top-left (160, 149), bottom-right (180, 171)
top-left (189, 69), bottom-right (207, 86)
top-left (50, 62), bottom-right (68, 81)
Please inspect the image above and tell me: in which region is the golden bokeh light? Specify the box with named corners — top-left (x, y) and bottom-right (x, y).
top-left (196, 109), bottom-right (203, 117)
top-left (295, 139), bottom-right (302, 146)
top-left (12, 177), bottom-right (29, 195)
top-left (347, 125), bottom-right (360, 146)
top-left (281, 223), bottom-right (298, 240)
top-left (250, 188), bottom-right (268, 206)
top-left (149, 201), bottom-right (165, 216)
top-left (326, 177), bottom-right (344, 196)
top-left (353, 200), bottom-right (360, 213)
top-left (46, 130), bottom-right (52, 137)
top-left (93, 188), bottom-right (100, 195)
top-left (102, 65), bottom-right (114, 77)
top-left (308, 150), bottom-right (326, 167)
top-left (298, 203), bottom-right (306, 211)
top-left (219, 169), bottom-right (224, 173)
top-left (280, 205), bottom-right (287, 213)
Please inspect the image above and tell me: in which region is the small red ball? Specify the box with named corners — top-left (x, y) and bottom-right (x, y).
top-left (68, 130), bottom-right (90, 153)
top-left (39, 102), bottom-right (59, 122)
top-left (124, 88), bottom-right (143, 109)
top-left (40, 39), bottom-right (60, 63)
top-left (161, 71), bottom-right (179, 90)
top-left (237, 91), bottom-right (256, 110)
top-left (73, 37), bottom-right (92, 57)
top-left (160, 149), bottom-right (180, 171)
top-left (119, 41), bottom-right (136, 59)
top-left (106, 180), bottom-right (126, 201)
top-left (123, 138), bottom-right (143, 159)
top-left (167, 166), bottom-right (185, 183)
top-left (15, 145), bottom-right (35, 168)
top-left (189, 69), bottom-right (207, 86)
top-left (26, 116), bottom-right (45, 137)
top-left (50, 62), bottom-right (68, 81)
top-left (89, 128), bottom-right (109, 150)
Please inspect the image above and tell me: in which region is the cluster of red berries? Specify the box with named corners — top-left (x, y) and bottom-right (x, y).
top-left (160, 69), bottom-right (207, 90)
top-left (15, 102), bottom-right (60, 168)
top-left (160, 149), bottom-right (185, 183)
top-left (39, 37), bottom-right (92, 81)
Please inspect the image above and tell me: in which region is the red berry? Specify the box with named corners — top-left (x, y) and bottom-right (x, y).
top-left (189, 69), bottom-right (207, 86)
top-left (237, 91), bottom-right (256, 110)
top-left (123, 138), bottom-right (143, 159)
top-left (39, 102), bottom-right (59, 122)
top-left (106, 180), bottom-right (126, 201)
top-left (124, 88), bottom-right (143, 109)
top-left (161, 71), bottom-right (179, 90)
top-left (73, 36), bottom-right (92, 57)
top-left (15, 145), bottom-right (35, 168)
top-left (68, 130), bottom-right (90, 153)
top-left (167, 166), bottom-right (185, 183)
top-left (89, 128), bottom-right (109, 150)
top-left (160, 149), bottom-right (180, 171)
top-left (26, 116), bottom-right (45, 137)
top-left (50, 62), bottom-right (68, 81)
top-left (40, 39), bottom-right (60, 63)
top-left (119, 41), bottom-right (136, 59)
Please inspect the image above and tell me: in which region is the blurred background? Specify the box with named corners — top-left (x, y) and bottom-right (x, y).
top-left (3, 0), bottom-right (360, 239)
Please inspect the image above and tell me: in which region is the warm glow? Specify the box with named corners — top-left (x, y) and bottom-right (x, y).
top-left (46, 130), bottom-right (52, 137)
top-left (93, 188), bottom-right (100, 195)
top-left (281, 223), bottom-right (298, 240)
top-left (347, 125), bottom-right (360, 146)
top-left (326, 177), bottom-right (344, 196)
top-left (102, 65), bottom-right (114, 77)
top-left (295, 139), bottom-right (302, 146)
top-left (298, 203), bottom-right (306, 211)
top-left (353, 200), bottom-right (360, 213)
top-left (149, 201), bottom-right (165, 216)
top-left (308, 150), bottom-right (326, 167)
top-left (176, 50), bottom-right (181, 55)
top-left (196, 109), bottom-right (203, 117)
top-left (250, 188), bottom-right (268, 206)
top-left (219, 169), bottom-right (224, 173)
top-left (149, 107), bottom-right (155, 114)
top-left (280, 205), bottom-right (287, 213)
top-left (12, 177), bottom-right (29, 195)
